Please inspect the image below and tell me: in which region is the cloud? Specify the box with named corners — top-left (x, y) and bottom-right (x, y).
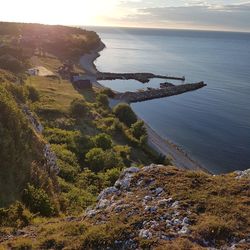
top-left (115, 2), bottom-right (250, 31)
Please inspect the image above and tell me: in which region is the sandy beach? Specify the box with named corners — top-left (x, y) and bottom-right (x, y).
top-left (80, 43), bottom-right (207, 172)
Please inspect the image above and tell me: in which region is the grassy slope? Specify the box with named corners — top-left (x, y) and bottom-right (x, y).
top-left (0, 79), bottom-right (46, 206)
top-left (28, 76), bottom-right (82, 112)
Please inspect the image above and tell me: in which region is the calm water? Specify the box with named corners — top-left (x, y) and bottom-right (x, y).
top-left (91, 26), bottom-right (250, 174)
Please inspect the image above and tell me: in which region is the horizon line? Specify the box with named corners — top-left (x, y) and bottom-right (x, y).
top-left (1, 20), bottom-right (250, 34)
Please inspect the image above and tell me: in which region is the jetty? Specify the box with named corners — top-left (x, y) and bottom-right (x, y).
top-left (97, 72), bottom-right (185, 83)
top-left (114, 82), bottom-right (206, 103)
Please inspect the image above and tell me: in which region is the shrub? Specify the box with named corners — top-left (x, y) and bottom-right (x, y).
top-left (62, 187), bottom-right (96, 213)
top-left (101, 168), bottom-right (122, 186)
top-left (113, 103), bottom-right (137, 127)
top-left (22, 184), bottom-right (57, 217)
top-left (92, 133), bottom-right (112, 150)
top-left (85, 148), bottom-right (106, 172)
top-left (40, 239), bottom-right (64, 250)
top-left (5, 83), bottom-right (27, 103)
top-left (77, 169), bottom-right (104, 195)
top-left (0, 85), bottom-right (35, 206)
top-left (96, 93), bottom-right (109, 107)
top-left (69, 98), bottom-right (88, 118)
top-left (26, 85), bottom-right (40, 102)
top-left (130, 120), bottom-right (147, 140)
top-left (104, 150), bottom-right (124, 170)
top-left (100, 88), bottom-right (115, 98)
top-left (45, 128), bottom-right (92, 158)
top-left (0, 54), bottom-right (25, 73)
top-left (51, 144), bottom-right (80, 182)
top-left (85, 148), bottom-right (124, 172)
top-left (0, 201), bottom-right (31, 228)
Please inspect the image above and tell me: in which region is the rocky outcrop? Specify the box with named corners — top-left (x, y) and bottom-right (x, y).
top-left (21, 105), bottom-right (43, 134)
top-left (85, 165), bottom-right (195, 246)
top-left (235, 168), bottom-right (250, 179)
top-left (43, 144), bottom-right (60, 174)
top-left (21, 105), bottom-right (59, 174)
top-left (85, 164), bottom-right (250, 249)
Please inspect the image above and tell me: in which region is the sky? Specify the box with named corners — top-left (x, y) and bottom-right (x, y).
top-left (1, 0), bottom-right (250, 32)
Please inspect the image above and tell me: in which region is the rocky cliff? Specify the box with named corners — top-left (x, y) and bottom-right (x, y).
top-left (84, 165), bottom-right (250, 249)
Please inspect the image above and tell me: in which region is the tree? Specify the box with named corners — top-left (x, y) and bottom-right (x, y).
top-left (113, 103), bottom-right (137, 127)
top-left (85, 148), bottom-right (124, 172)
top-left (130, 120), bottom-right (147, 140)
top-left (100, 88), bottom-right (115, 98)
top-left (92, 133), bottom-right (112, 150)
top-left (22, 184), bottom-right (56, 217)
top-left (70, 98), bottom-right (88, 118)
top-left (96, 93), bottom-right (109, 107)
top-left (85, 148), bottom-right (106, 172)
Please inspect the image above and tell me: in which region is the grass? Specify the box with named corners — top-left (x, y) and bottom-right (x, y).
top-left (30, 55), bottom-right (85, 74)
top-left (27, 76), bottom-right (82, 113)
top-left (30, 56), bottom-right (62, 72)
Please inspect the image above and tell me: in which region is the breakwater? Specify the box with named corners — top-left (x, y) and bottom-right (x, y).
top-left (97, 72), bottom-right (185, 83)
top-left (114, 82), bottom-right (206, 103)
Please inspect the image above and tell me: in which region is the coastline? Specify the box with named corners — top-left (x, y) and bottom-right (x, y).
top-left (80, 42), bottom-right (208, 172)
top-left (144, 122), bottom-right (208, 172)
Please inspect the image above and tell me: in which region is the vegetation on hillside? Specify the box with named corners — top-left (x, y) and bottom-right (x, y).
top-left (0, 22), bottom-right (249, 250)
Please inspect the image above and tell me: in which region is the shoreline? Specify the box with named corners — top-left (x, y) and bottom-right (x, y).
top-left (79, 42), bottom-right (209, 172)
top-left (144, 122), bottom-right (209, 172)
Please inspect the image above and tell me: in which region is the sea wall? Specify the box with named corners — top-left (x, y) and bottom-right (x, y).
top-left (114, 82), bottom-right (206, 103)
top-left (97, 72), bottom-right (185, 83)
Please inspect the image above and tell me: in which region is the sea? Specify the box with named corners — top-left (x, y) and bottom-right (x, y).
top-left (89, 26), bottom-right (250, 174)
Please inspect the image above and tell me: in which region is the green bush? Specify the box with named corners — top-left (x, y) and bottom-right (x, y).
top-left (100, 88), bottom-right (115, 98)
top-left (22, 184), bottom-right (57, 217)
top-left (62, 186), bottom-right (96, 213)
top-left (85, 148), bottom-right (106, 172)
top-left (45, 128), bottom-right (92, 158)
top-left (76, 169), bottom-right (104, 195)
top-left (69, 98), bottom-right (88, 118)
top-left (51, 145), bottom-right (80, 182)
top-left (85, 148), bottom-right (124, 172)
top-left (0, 201), bottom-right (31, 228)
top-left (92, 133), bottom-right (112, 150)
top-left (5, 83), bottom-right (27, 103)
top-left (26, 85), bottom-right (40, 102)
top-left (0, 54), bottom-right (25, 73)
top-left (0, 85), bottom-right (35, 206)
top-left (101, 168), bottom-right (121, 186)
top-left (96, 93), bottom-right (109, 107)
top-left (40, 239), bottom-right (64, 250)
top-left (113, 103), bottom-right (137, 127)
top-left (130, 120), bottom-right (147, 140)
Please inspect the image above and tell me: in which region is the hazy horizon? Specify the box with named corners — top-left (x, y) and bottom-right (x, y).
top-left (0, 0), bottom-right (250, 33)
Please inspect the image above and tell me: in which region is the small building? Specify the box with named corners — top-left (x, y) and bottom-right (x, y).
top-left (27, 68), bottom-right (39, 76)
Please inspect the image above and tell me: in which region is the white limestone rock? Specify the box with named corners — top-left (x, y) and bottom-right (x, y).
top-left (139, 229), bottom-right (152, 239)
top-left (97, 187), bottom-right (119, 201)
